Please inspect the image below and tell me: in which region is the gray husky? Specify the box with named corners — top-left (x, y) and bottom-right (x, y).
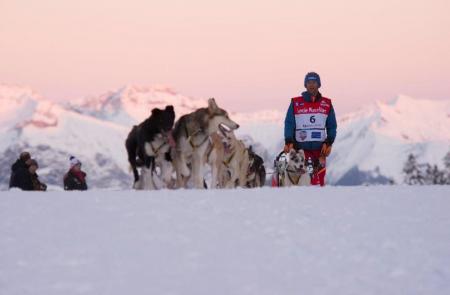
top-left (172, 98), bottom-right (239, 188)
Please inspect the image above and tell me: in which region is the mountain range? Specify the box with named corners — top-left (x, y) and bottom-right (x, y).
top-left (0, 84), bottom-right (448, 189)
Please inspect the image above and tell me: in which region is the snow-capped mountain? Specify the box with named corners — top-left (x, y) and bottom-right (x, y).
top-left (66, 85), bottom-right (207, 126)
top-left (0, 84), bottom-right (132, 189)
top-left (329, 95), bottom-right (450, 185)
top-left (1, 83), bottom-right (449, 189)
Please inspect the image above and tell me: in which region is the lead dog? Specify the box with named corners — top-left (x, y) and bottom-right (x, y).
top-left (222, 131), bottom-right (249, 188)
top-left (171, 98), bottom-right (239, 189)
top-left (204, 132), bottom-right (227, 189)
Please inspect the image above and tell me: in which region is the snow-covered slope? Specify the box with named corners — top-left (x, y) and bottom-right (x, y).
top-left (0, 85), bottom-right (132, 189)
top-left (329, 95), bottom-right (450, 185)
top-left (67, 85), bottom-right (207, 126)
top-left (1, 186), bottom-right (450, 295)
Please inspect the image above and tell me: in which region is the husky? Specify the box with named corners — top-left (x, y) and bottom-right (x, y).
top-left (134, 133), bottom-right (174, 190)
top-left (171, 98), bottom-right (239, 189)
top-left (125, 105), bottom-right (175, 189)
top-left (204, 132), bottom-right (227, 189)
top-left (246, 146), bottom-right (266, 188)
top-left (281, 149), bottom-right (311, 187)
top-left (221, 131), bottom-right (250, 188)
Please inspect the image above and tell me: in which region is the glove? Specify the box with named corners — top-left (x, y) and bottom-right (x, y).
top-left (284, 143), bottom-right (294, 153)
top-left (320, 142), bottom-right (332, 157)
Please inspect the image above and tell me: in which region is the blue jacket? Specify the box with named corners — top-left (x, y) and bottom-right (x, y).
top-left (284, 91), bottom-right (337, 151)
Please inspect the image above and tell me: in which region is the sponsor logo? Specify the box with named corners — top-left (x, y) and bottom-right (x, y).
top-left (299, 130), bottom-right (307, 141)
top-left (297, 107), bottom-right (328, 114)
top-left (311, 132), bottom-right (322, 139)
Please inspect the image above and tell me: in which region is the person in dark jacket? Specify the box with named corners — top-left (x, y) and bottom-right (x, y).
top-left (283, 72), bottom-right (337, 186)
top-left (9, 151), bottom-right (31, 188)
top-left (10, 159), bottom-right (47, 191)
top-left (64, 156), bottom-right (88, 191)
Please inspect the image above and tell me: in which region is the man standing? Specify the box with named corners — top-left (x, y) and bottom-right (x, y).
top-left (284, 72), bottom-right (337, 186)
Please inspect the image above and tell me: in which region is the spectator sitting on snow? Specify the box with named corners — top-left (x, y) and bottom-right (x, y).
top-left (10, 159), bottom-right (47, 191)
top-left (9, 151), bottom-right (32, 188)
top-left (64, 156), bottom-right (88, 191)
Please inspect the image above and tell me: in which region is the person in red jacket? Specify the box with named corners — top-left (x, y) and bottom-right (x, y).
top-left (64, 156), bottom-right (88, 191)
top-left (283, 72), bottom-right (337, 186)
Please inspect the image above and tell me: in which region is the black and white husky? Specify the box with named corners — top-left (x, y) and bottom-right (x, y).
top-left (246, 146), bottom-right (266, 188)
top-left (125, 105), bottom-right (175, 189)
top-left (281, 149), bottom-right (310, 187)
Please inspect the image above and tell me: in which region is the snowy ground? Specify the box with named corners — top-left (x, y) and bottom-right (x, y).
top-left (1, 186), bottom-right (450, 295)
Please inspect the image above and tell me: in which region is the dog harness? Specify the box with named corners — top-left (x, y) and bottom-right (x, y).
top-left (148, 140), bottom-right (168, 156)
top-left (183, 125), bottom-right (209, 148)
top-left (291, 96), bottom-right (332, 143)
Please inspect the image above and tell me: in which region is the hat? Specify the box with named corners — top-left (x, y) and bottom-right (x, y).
top-left (304, 72), bottom-right (321, 88)
top-left (20, 151), bottom-right (31, 161)
top-left (28, 159), bottom-right (38, 168)
top-left (69, 156), bottom-right (81, 168)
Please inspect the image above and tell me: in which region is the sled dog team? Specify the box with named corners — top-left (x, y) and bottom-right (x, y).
top-left (125, 98), bottom-right (267, 190)
top-left (126, 72), bottom-right (337, 189)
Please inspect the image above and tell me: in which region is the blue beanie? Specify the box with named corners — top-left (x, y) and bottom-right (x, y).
top-left (304, 72), bottom-right (321, 88)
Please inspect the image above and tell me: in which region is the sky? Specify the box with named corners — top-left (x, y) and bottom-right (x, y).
top-left (1, 0), bottom-right (449, 114)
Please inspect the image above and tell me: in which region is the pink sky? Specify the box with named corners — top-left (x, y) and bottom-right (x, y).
top-left (1, 0), bottom-right (449, 114)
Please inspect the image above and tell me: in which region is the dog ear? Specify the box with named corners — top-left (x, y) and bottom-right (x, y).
top-left (151, 108), bottom-right (162, 116)
top-left (165, 105), bottom-right (174, 112)
top-left (207, 98), bottom-right (218, 114)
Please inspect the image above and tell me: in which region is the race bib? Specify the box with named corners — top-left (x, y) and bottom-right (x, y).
top-left (292, 97), bottom-right (331, 142)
